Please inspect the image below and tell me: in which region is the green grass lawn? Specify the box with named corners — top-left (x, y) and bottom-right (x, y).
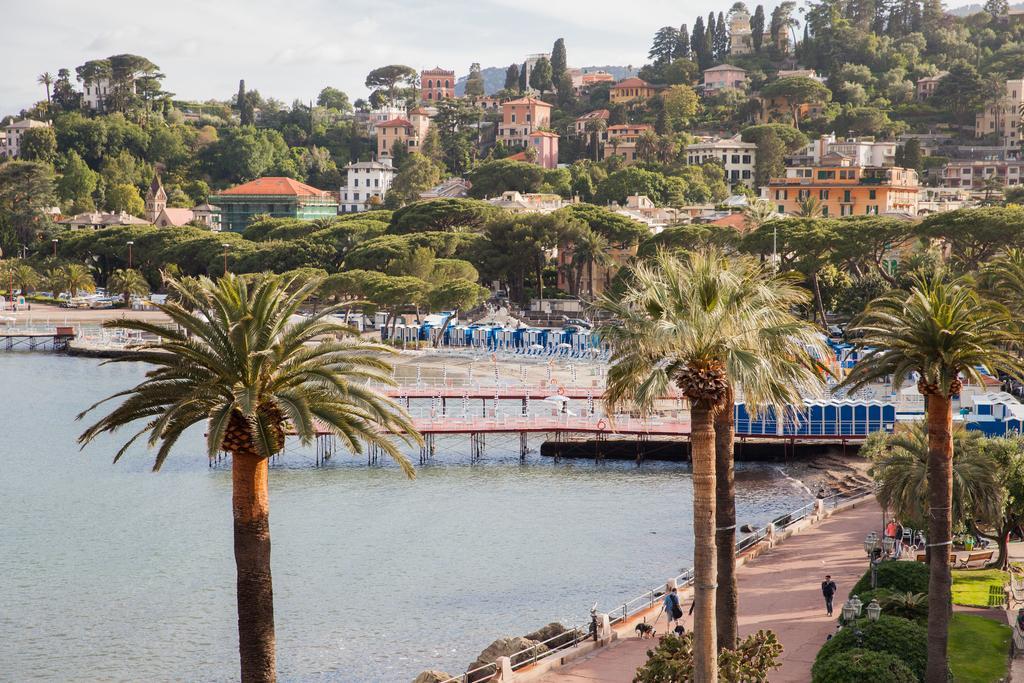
top-left (952, 569), bottom-right (1007, 607)
top-left (949, 613), bottom-right (1011, 682)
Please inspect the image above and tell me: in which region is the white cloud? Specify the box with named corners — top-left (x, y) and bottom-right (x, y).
top-left (0, 0), bottom-right (779, 114)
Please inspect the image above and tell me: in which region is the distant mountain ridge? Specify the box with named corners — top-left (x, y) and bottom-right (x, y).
top-left (947, 2), bottom-right (1024, 15)
top-left (454, 65), bottom-right (637, 96)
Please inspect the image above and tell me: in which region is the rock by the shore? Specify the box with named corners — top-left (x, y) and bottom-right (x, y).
top-left (466, 636), bottom-right (549, 681)
top-left (412, 671), bottom-right (452, 683)
top-left (524, 622), bottom-right (566, 643)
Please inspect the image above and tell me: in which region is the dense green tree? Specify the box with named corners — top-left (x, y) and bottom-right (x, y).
top-left (550, 39), bottom-right (568, 81)
top-left (364, 65), bottom-right (418, 104)
top-left (661, 85), bottom-right (700, 127)
top-left (57, 150), bottom-right (99, 211)
top-left (388, 198), bottom-right (502, 234)
top-left (504, 64), bottom-right (520, 92)
top-left (344, 232), bottom-right (481, 271)
top-left (675, 24), bottom-right (691, 59)
top-left (518, 61), bottom-right (528, 92)
top-left (387, 154), bottom-right (443, 208)
top-left (105, 183), bottom-right (145, 216)
top-left (759, 77), bottom-right (832, 129)
top-left (595, 167), bottom-right (672, 205)
top-left (916, 206), bottom-right (1024, 271)
top-left (650, 26), bottom-right (682, 64)
top-left (751, 5), bottom-right (766, 51)
top-left (468, 158), bottom-right (546, 197)
top-left (202, 126), bottom-right (289, 183)
top-left (555, 203), bottom-right (649, 247)
top-left (464, 63), bottom-right (485, 99)
top-left (0, 161), bottom-right (56, 253)
top-left (19, 127), bottom-right (57, 163)
top-left (316, 86), bottom-right (351, 112)
top-left (529, 57), bottom-right (554, 96)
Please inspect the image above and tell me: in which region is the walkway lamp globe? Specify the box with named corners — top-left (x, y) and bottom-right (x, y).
top-left (841, 599), bottom-right (859, 622)
top-left (849, 594), bottom-right (863, 618)
top-left (863, 531), bottom-right (879, 556)
top-left (881, 534), bottom-right (895, 556)
top-left (866, 598), bottom-right (882, 621)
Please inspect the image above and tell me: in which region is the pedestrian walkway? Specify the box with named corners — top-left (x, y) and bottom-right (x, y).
top-left (538, 498), bottom-right (881, 683)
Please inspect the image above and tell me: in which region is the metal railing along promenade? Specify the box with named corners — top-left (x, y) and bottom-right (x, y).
top-left (435, 485), bottom-right (875, 683)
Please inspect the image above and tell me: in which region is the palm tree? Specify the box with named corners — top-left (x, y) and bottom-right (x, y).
top-left (584, 118), bottom-right (607, 162)
top-left (597, 249), bottom-right (828, 675)
top-left (796, 195), bottom-right (823, 218)
top-left (741, 199), bottom-right (777, 234)
top-left (47, 264), bottom-right (96, 298)
top-left (636, 131), bottom-right (659, 164)
top-left (37, 72), bottom-right (53, 107)
top-left (980, 248), bottom-right (1024, 316)
top-left (861, 422), bottom-right (1004, 533)
top-left (980, 174), bottom-right (1004, 205)
top-left (78, 273), bottom-right (420, 683)
top-left (838, 268), bottom-right (1023, 682)
top-left (571, 229), bottom-right (612, 297)
top-left (107, 268), bottom-right (150, 305)
top-left (656, 135), bottom-right (677, 164)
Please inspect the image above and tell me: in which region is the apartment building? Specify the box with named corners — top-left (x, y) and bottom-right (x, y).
top-left (975, 78), bottom-right (1024, 146)
top-left (602, 124), bottom-right (654, 164)
top-left (341, 159), bottom-right (396, 213)
top-left (685, 136), bottom-right (757, 186)
top-left (765, 155), bottom-right (919, 216)
top-left (421, 67), bottom-right (455, 102)
top-left (1, 119), bottom-right (51, 158)
top-left (702, 65), bottom-right (748, 94)
top-left (497, 97), bottom-right (552, 146)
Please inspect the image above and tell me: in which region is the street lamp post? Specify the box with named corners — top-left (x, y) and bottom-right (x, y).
top-left (52, 238), bottom-right (59, 258)
top-left (127, 241), bottom-right (134, 269)
top-left (221, 243), bottom-right (230, 276)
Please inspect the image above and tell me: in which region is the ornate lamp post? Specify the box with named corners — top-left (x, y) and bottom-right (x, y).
top-left (866, 598), bottom-right (882, 621)
top-left (127, 240), bottom-right (134, 269)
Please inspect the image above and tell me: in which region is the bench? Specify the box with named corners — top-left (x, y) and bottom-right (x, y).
top-left (1008, 570), bottom-right (1024, 608)
top-left (957, 550), bottom-right (995, 569)
top-left (915, 553), bottom-right (958, 563)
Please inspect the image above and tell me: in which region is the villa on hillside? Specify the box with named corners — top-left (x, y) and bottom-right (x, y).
top-left (765, 155), bottom-right (919, 217)
top-left (702, 65), bottom-right (748, 94)
top-left (341, 159), bottom-right (396, 213)
top-left (211, 177), bottom-right (339, 232)
top-left (419, 178), bottom-right (472, 199)
top-left (58, 211), bottom-right (150, 231)
top-left (1, 119), bottom-right (50, 159)
top-left (609, 77), bottom-right (657, 104)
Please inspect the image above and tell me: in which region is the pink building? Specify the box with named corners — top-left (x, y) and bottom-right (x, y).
top-left (529, 130), bottom-right (559, 169)
top-left (702, 64), bottom-right (748, 94)
top-left (421, 67), bottom-right (455, 102)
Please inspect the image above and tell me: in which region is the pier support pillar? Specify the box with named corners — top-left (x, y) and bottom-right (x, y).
top-left (496, 656), bottom-right (513, 680)
top-left (596, 613), bottom-right (612, 642)
top-left (814, 499), bottom-right (825, 519)
top-left (766, 522), bottom-right (776, 548)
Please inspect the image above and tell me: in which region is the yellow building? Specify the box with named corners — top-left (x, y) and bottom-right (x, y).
top-left (609, 77), bottom-right (657, 104)
top-left (765, 154), bottom-right (919, 216)
top-left (602, 124), bottom-right (654, 165)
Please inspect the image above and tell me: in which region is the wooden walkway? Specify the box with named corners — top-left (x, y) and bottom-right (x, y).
top-left (536, 498), bottom-right (882, 683)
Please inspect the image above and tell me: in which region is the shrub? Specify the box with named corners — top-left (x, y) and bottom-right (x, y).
top-left (850, 560), bottom-right (929, 596)
top-left (812, 615), bottom-right (927, 681)
top-left (811, 648), bottom-right (917, 683)
top-left (634, 630), bottom-right (782, 682)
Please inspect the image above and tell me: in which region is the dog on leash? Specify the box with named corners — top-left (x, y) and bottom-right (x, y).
top-left (635, 620), bottom-right (656, 639)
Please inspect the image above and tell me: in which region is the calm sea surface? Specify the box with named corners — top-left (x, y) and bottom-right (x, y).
top-left (0, 355), bottom-right (810, 682)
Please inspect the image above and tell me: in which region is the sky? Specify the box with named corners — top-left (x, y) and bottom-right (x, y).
top-left (1, 0), bottom-right (771, 115)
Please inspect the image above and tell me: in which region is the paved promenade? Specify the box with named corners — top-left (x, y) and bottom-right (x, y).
top-left (538, 497), bottom-right (881, 683)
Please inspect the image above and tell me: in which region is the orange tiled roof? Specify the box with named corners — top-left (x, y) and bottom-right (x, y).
top-left (505, 97), bottom-right (552, 107)
top-left (377, 118), bottom-right (414, 128)
top-left (576, 109), bottom-right (610, 121)
top-left (408, 107), bottom-right (431, 116)
top-left (612, 77), bottom-right (651, 89)
top-left (530, 130), bottom-right (560, 138)
top-left (607, 124), bottom-right (653, 131)
top-left (215, 177), bottom-right (329, 197)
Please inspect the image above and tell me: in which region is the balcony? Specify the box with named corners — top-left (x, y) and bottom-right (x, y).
top-left (859, 177), bottom-right (884, 185)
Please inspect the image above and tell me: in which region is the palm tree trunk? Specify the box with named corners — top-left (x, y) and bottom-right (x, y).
top-left (232, 451), bottom-right (277, 683)
top-left (714, 389), bottom-right (737, 650)
top-left (811, 273), bottom-right (827, 327)
top-left (690, 400), bottom-right (719, 683)
top-left (925, 394), bottom-right (953, 683)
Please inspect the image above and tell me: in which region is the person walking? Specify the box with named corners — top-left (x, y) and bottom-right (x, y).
top-left (821, 575), bottom-right (838, 616)
top-left (894, 520), bottom-right (905, 558)
top-left (661, 584), bottom-right (683, 634)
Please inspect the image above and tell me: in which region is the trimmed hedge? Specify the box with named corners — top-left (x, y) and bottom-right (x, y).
top-left (850, 561), bottom-right (929, 596)
top-left (812, 615), bottom-right (927, 681)
top-left (811, 648), bottom-right (917, 683)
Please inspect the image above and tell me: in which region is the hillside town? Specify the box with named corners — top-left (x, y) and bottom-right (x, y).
top-left (10, 4), bottom-right (1024, 682)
